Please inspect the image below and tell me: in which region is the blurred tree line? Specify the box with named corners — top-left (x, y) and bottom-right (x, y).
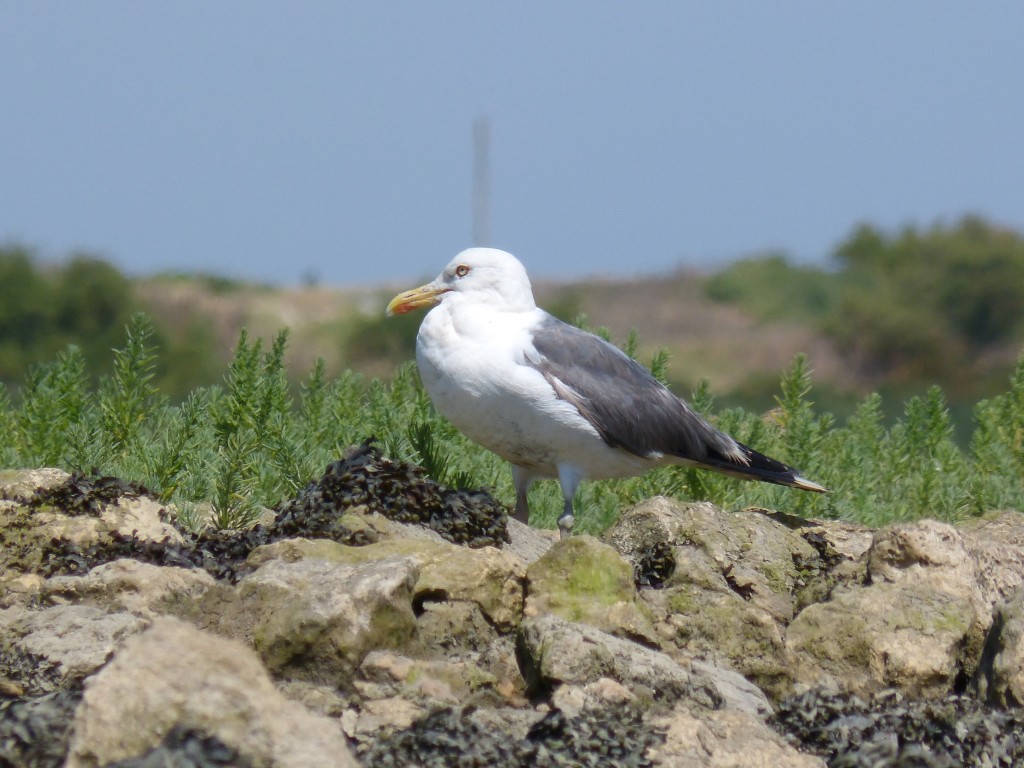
top-left (706, 216), bottom-right (1024, 401)
top-left (0, 245), bottom-right (220, 400)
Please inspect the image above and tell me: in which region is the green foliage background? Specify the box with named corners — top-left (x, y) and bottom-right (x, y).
top-left (0, 245), bottom-right (222, 401)
top-left (706, 216), bottom-right (1024, 397)
top-left (1, 315), bottom-right (1022, 533)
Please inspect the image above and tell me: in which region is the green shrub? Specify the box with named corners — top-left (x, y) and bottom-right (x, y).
top-left (1, 317), bottom-right (1022, 533)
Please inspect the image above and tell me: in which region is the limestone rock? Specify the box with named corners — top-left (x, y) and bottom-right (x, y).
top-left (65, 617), bottom-right (358, 768)
top-left (525, 535), bottom-right (655, 643)
top-left (336, 509), bottom-right (450, 546)
top-left (40, 559), bottom-right (215, 618)
top-left (550, 677), bottom-right (637, 715)
top-left (606, 497), bottom-right (819, 623)
top-left (239, 555), bottom-right (418, 683)
top-left (355, 650), bottom-right (502, 708)
top-left (504, 517), bottom-right (556, 566)
top-left (644, 567), bottom-right (789, 698)
top-left (974, 587), bottom-right (1024, 706)
top-left (648, 705), bottom-right (826, 768)
top-left (342, 696), bottom-right (427, 753)
top-left (516, 614), bottom-right (772, 716)
top-left (786, 581), bottom-right (976, 698)
top-left (411, 599), bottom-right (498, 655)
top-left (249, 535), bottom-right (526, 632)
top-left (607, 498), bottom-right (824, 698)
top-left (0, 604), bottom-right (146, 689)
top-left (867, 519), bottom-right (981, 609)
top-left (866, 519), bottom-right (992, 679)
top-left (0, 467), bottom-right (70, 498)
top-left (960, 510), bottom-right (1024, 613)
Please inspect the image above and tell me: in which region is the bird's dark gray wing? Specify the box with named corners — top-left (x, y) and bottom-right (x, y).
top-left (526, 315), bottom-right (741, 464)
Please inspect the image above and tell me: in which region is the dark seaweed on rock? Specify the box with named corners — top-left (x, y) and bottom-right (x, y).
top-left (27, 471), bottom-right (152, 517)
top-left (277, 440), bottom-right (509, 549)
top-left (36, 530), bottom-right (260, 583)
top-left (362, 708), bottom-right (525, 767)
top-left (633, 541), bottom-right (676, 589)
top-left (526, 705), bottom-right (663, 767)
top-left (0, 688), bottom-right (81, 768)
top-left (722, 563), bottom-right (757, 600)
top-left (103, 725), bottom-right (254, 768)
top-left (363, 704), bottom-right (662, 768)
top-left (0, 644), bottom-right (64, 697)
top-left (26, 439), bottom-right (506, 582)
top-left (773, 688), bottom-right (1024, 768)
top-left (800, 530), bottom-right (845, 571)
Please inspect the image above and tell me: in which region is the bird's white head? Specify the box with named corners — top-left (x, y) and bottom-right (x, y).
top-left (386, 248), bottom-right (537, 316)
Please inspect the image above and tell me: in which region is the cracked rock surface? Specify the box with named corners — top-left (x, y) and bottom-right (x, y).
top-left (3, 460), bottom-right (1024, 767)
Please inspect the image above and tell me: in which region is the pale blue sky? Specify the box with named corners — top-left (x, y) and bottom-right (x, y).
top-left (2, 3), bottom-right (1022, 285)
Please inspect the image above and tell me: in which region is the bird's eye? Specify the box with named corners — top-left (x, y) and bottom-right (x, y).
top-left (455, 264), bottom-right (471, 278)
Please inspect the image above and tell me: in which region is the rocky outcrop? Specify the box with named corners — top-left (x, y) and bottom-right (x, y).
top-left (975, 587), bottom-right (1024, 707)
top-left (3, 466), bottom-right (1024, 767)
top-left (606, 497), bottom-right (863, 699)
top-left (517, 613), bottom-right (772, 716)
top-left (65, 617), bottom-right (359, 768)
top-left (523, 535), bottom-right (656, 642)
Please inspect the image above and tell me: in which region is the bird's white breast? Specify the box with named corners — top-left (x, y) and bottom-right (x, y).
top-left (415, 302), bottom-right (650, 479)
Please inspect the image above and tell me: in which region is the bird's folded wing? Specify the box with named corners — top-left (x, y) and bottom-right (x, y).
top-left (525, 316), bottom-right (745, 464)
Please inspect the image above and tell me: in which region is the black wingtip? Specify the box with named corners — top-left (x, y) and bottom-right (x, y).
top-left (702, 441), bottom-right (828, 493)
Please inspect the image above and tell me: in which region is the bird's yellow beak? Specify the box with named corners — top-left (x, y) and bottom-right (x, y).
top-left (385, 283), bottom-right (451, 316)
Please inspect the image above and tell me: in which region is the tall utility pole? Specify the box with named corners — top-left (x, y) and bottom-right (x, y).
top-left (472, 117), bottom-right (491, 247)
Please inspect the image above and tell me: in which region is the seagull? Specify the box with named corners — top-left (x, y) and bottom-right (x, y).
top-left (387, 248), bottom-right (827, 537)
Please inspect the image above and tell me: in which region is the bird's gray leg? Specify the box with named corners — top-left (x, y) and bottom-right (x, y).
top-left (556, 465), bottom-right (583, 540)
top-left (511, 465), bottom-right (534, 525)
top-left (558, 497), bottom-right (575, 540)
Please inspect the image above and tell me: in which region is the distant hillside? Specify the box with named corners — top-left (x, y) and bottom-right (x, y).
top-left (130, 267), bottom-right (855, 410)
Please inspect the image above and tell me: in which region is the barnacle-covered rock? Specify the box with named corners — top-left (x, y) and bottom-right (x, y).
top-left (524, 704), bottom-right (663, 767)
top-left (0, 442), bottom-right (511, 591)
top-left (25, 471), bottom-right (152, 518)
top-left (633, 540), bottom-right (675, 589)
top-left (0, 469), bottom-right (182, 584)
top-left (0, 641), bottom-right (63, 698)
top-left (360, 706), bottom-right (527, 767)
